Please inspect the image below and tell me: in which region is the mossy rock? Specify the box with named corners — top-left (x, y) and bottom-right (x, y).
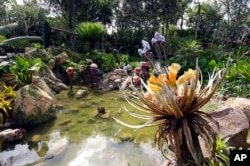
top-left (31, 134), bottom-right (42, 143)
top-left (87, 118), bottom-right (96, 124)
top-left (59, 119), bottom-right (72, 126)
top-left (118, 132), bottom-right (134, 142)
top-left (13, 84), bottom-right (57, 127)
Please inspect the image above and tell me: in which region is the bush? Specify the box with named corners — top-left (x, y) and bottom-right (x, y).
top-left (84, 50), bottom-right (118, 73)
top-left (75, 22), bottom-right (106, 50)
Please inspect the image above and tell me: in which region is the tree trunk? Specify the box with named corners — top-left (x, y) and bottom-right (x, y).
top-left (194, 2), bottom-right (201, 39)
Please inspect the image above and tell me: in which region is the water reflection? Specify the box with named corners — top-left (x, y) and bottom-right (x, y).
top-left (0, 131), bottom-right (164, 166)
top-left (0, 143), bottom-right (40, 165)
top-left (68, 135), bottom-right (164, 166)
top-left (0, 89), bottom-right (165, 166)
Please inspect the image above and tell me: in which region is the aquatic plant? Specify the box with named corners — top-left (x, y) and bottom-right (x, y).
top-left (114, 32), bottom-right (227, 165)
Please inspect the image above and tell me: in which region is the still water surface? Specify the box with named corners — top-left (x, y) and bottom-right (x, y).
top-left (0, 87), bottom-right (165, 166)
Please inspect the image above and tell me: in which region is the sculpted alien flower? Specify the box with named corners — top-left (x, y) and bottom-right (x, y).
top-left (114, 32), bottom-right (227, 165)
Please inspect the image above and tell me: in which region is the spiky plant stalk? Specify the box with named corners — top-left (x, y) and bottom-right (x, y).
top-left (114, 32), bottom-right (227, 165)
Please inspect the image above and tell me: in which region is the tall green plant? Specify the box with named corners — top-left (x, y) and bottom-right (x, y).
top-left (219, 46), bottom-right (250, 97)
top-left (10, 56), bottom-right (43, 87)
top-left (75, 22), bottom-right (106, 50)
top-left (225, 58), bottom-right (250, 97)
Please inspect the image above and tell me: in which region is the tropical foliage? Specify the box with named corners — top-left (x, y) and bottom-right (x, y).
top-left (9, 55), bottom-right (43, 87)
top-left (75, 22), bottom-right (106, 50)
top-left (0, 85), bottom-right (16, 126)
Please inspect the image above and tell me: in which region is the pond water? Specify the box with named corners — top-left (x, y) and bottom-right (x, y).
top-left (0, 87), bottom-right (165, 166)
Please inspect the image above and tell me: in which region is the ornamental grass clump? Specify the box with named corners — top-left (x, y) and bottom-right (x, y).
top-left (114, 32), bottom-right (227, 165)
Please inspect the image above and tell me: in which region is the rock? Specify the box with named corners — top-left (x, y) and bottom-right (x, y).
top-left (2, 119), bottom-right (15, 128)
top-left (87, 118), bottom-right (96, 124)
top-left (114, 78), bottom-right (121, 83)
top-left (55, 52), bottom-right (69, 65)
top-left (120, 76), bottom-right (132, 90)
top-left (36, 142), bottom-right (49, 157)
top-left (100, 112), bottom-right (111, 119)
top-left (210, 108), bottom-right (249, 148)
top-left (223, 97), bottom-right (250, 124)
top-left (0, 128), bottom-right (26, 141)
top-left (132, 75), bottom-right (140, 86)
top-left (201, 107), bottom-right (249, 158)
top-left (113, 68), bottom-right (127, 76)
top-left (134, 67), bottom-right (142, 75)
top-left (55, 104), bottom-right (64, 109)
top-left (75, 88), bottom-right (88, 99)
top-left (39, 64), bottom-right (68, 93)
top-left (13, 84), bottom-right (57, 126)
top-left (97, 70), bottom-right (130, 91)
top-left (31, 76), bottom-right (54, 97)
top-left (31, 134), bottom-right (42, 143)
top-left (118, 132), bottom-right (134, 142)
top-left (109, 75), bottom-right (118, 81)
top-left (59, 119), bottom-right (72, 126)
top-left (47, 59), bottom-right (55, 70)
top-left (86, 58), bottom-right (93, 64)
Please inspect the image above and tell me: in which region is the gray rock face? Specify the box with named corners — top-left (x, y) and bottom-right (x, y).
top-left (201, 107), bottom-right (249, 158)
top-left (39, 64), bottom-right (68, 93)
top-left (210, 108), bottom-right (249, 148)
top-left (223, 97), bottom-right (250, 124)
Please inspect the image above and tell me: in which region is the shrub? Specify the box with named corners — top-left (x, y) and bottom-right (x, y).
top-left (75, 22), bottom-right (106, 50)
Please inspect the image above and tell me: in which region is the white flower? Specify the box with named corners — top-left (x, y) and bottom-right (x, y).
top-left (151, 38), bottom-right (157, 45)
top-left (142, 40), bottom-right (151, 51)
top-left (154, 32), bottom-right (165, 43)
top-left (138, 48), bottom-right (146, 57)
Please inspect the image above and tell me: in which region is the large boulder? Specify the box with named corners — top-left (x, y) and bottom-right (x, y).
top-left (39, 64), bottom-right (68, 93)
top-left (209, 108), bottom-right (249, 148)
top-left (13, 84), bottom-right (56, 127)
top-left (201, 107), bottom-right (249, 158)
top-left (97, 69), bottom-right (130, 91)
top-left (31, 75), bottom-right (54, 97)
top-left (223, 97), bottom-right (250, 124)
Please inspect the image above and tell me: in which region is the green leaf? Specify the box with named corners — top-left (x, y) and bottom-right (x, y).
top-left (209, 59), bottom-right (216, 67)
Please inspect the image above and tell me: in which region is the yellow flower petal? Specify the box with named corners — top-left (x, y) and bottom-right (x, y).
top-left (148, 83), bottom-right (161, 92)
top-left (177, 69), bottom-right (196, 85)
top-left (177, 75), bottom-right (185, 85)
top-left (168, 63), bottom-right (181, 87)
top-left (149, 75), bottom-right (158, 85)
top-left (157, 73), bottom-right (169, 85)
top-left (169, 63), bottom-right (181, 72)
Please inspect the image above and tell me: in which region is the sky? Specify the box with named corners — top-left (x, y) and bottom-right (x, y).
top-left (16, 0), bottom-right (23, 5)
top-left (16, 0), bottom-right (212, 5)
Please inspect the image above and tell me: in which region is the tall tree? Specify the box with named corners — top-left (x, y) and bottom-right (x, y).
top-left (7, 0), bottom-right (47, 35)
top-left (187, 2), bottom-right (223, 40)
top-left (220, 0), bottom-right (250, 47)
top-left (0, 0), bottom-right (10, 25)
top-left (44, 0), bottom-right (114, 30)
top-left (115, 0), bottom-right (192, 36)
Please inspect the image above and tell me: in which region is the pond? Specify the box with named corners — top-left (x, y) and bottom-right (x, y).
top-left (0, 86), bottom-right (165, 166)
